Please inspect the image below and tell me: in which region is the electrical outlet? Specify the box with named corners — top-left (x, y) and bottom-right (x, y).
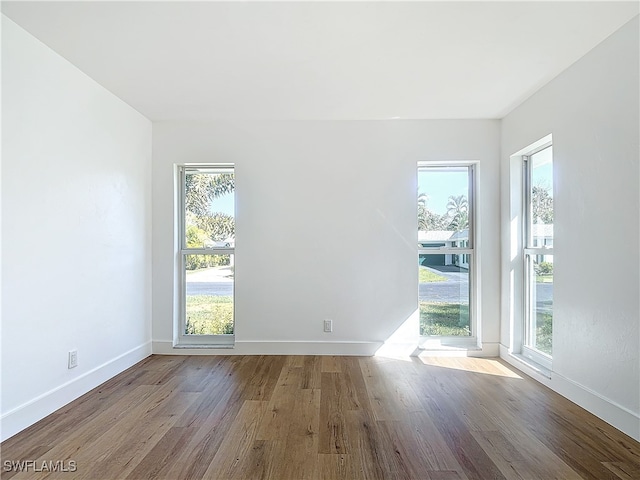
top-left (68, 350), bottom-right (78, 369)
top-left (323, 319), bottom-right (333, 333)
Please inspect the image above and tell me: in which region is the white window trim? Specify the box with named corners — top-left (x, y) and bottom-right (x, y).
top-left (175, 164), bottom-right (235, 348)
top-left (520, 139), bottom-right (553, 369)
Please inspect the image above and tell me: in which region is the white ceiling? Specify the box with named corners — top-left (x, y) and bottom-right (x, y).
top-left (2, 1), bottom-right (638, 121)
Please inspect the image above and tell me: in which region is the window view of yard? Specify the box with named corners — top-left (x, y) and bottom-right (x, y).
top-left (420, 300), bottom-right (470, 336)
top-left (185, 255), bottom-right (234, 335)
top-left (525, 145), bottom-right (554, 356)
top-left (531, 258), bottom-right (553, 355)
top-left (186, 294), bottom-right (234, 334)
top-left (183, 170), bottom-right (235, 336)
top-left (418, 165), bottom-right (473, 337)
top-left (419, 263), bottom-right (470, 336)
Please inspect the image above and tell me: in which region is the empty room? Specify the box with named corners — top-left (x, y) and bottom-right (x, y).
top-left (1, 1), bottom-right (639, 479)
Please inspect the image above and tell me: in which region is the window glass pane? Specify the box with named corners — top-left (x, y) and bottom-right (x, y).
top-left (527, 254), bottom-right (553, 355)
top-left (529, 147), bottom-right (553, 246)
top-left (418, 166), bottom-right (470, 239)
top-left (419, 254), bottom-right (470, 336)
top-left (524, 144), bottom-right (553, 360)
top-left (185, 254), bottom-right (234, 335)
top-left (184, 171), bottom-right (235, 249)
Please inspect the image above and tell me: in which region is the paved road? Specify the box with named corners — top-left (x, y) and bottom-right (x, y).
top-left (187, 282), bottom-right (233, 296)
top-left (186, 266), bottom-right (233, 296)
top-left (419, 267), bottom-right (469, 303)
top-left (185, 266), bottom-right (553, 307)
top-left (189, 280), bottom-right (472, 302)
top-left (418, 266), bottom-right (552, 306)
top-left (419, 282), bottom-right (468, 303)
top-left (533, 283), bottom-right (553, 313)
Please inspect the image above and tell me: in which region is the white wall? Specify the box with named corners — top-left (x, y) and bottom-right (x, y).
top-left (500, 17), bottom-right (640, 440)
top-left (152, 120), bottom-right (501, 356)
top-left (1, 17), bottom-right (152, 441)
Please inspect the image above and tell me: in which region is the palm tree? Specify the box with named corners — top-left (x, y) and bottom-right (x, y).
top-left (185, 173), bottom-right (234, 217)
top-left (418, 193), bottom-right (448, 231)
top-left (532, 185), bottom-right (553, 224)
top-left (446, 195), bottom-right (469, 231)
top-left (418, 193), bottom-right (430, 231)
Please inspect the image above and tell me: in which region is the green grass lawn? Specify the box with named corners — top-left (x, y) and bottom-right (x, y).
top-left (535, 311), bottom-right (552, 355)
top-left (536, 275), bottom-right (554, 283)
top-left (419, 267), bottom-right (447, 283)
top-left (186, 295), bottom-right (234, 335)
top-left (420, 302), bottom-right (470, 336)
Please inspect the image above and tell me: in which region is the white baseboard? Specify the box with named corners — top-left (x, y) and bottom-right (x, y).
top-left (0, 342), bottom-right (152, 442)
top-left (152, 340), bottom-right (382, 356)
top-left (500, 345), bottom-right (640, 442)
top-left (153, 340), bottom-right (501, 358)
top-left (476, 342), bottom-right (501, 357)
top-left (375, 340), bottom-right (500, 358)
top-left (420, 341), bottom-right (499, 357)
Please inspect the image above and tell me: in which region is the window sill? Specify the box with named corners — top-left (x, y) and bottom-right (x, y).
top-left (419, 337), bottom-right (480, 352)
top-left (508, 352), bottom-right (552, 379)
top-left (418, 337), bottom-right (482, 357)
top-left (173, 343), bottom-right (235, 349)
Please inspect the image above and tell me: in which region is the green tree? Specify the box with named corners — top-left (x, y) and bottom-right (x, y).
top-left (184, 225), bottom-right (230, 270)
top-left (185, 173), bottom-right (234, 217)
top-left (197, 213), bottom-right (235, 242)
top-left (183, 173), bottom-right (235, 271)
top-left (446, 195), bottom-right (469, 231)
top-left (418, 193), bottom-right (448, 231)
top-left (186, 225), bottom-right (210, 248)
top-left (532, 185), bottom-right (553, 224)
top-left (534, 261), bottom-right (553, 276)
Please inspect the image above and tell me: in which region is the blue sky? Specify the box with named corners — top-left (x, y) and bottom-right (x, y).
top-left (417, 152), bottom-right (553, 218)
top-left (532, 146), bottom-right (554, 195)
top-left (418, 169), bottom-right (469, 216)
top-left (211, 192), bottom-right (235, 216)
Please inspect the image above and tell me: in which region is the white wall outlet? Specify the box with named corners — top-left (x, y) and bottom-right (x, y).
top-left (323, 319), bottom-right (333, 333)
top-left (68, 350), bottom-right (78, 369)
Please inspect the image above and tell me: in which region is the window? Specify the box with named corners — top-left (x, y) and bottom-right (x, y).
top-left (418, 164), bottom-right (475, 340)
top-left (177, 165), bottom-right (235, 346)
top-left (523, 145), bottom-right (553, 367)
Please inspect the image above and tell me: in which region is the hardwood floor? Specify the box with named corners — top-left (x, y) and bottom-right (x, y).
top-left (2, 355), bottom-right (639, 480)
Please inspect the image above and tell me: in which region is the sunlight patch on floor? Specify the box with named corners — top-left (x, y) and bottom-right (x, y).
top-left (374, 343), bottom-right (421, 361)
top-left (418, 356), bottom-right (523, 379)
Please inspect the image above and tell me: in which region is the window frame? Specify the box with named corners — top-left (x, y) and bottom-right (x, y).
top-left (417, 162), bottom-right (478, 346)
top-left (175, 164), bottom-right (235, 348)
top-left (522, 143), bottom-right (553, 369)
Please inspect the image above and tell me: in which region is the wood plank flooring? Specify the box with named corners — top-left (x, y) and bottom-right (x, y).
top-left (2, 355), bottom-right (639, 480)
